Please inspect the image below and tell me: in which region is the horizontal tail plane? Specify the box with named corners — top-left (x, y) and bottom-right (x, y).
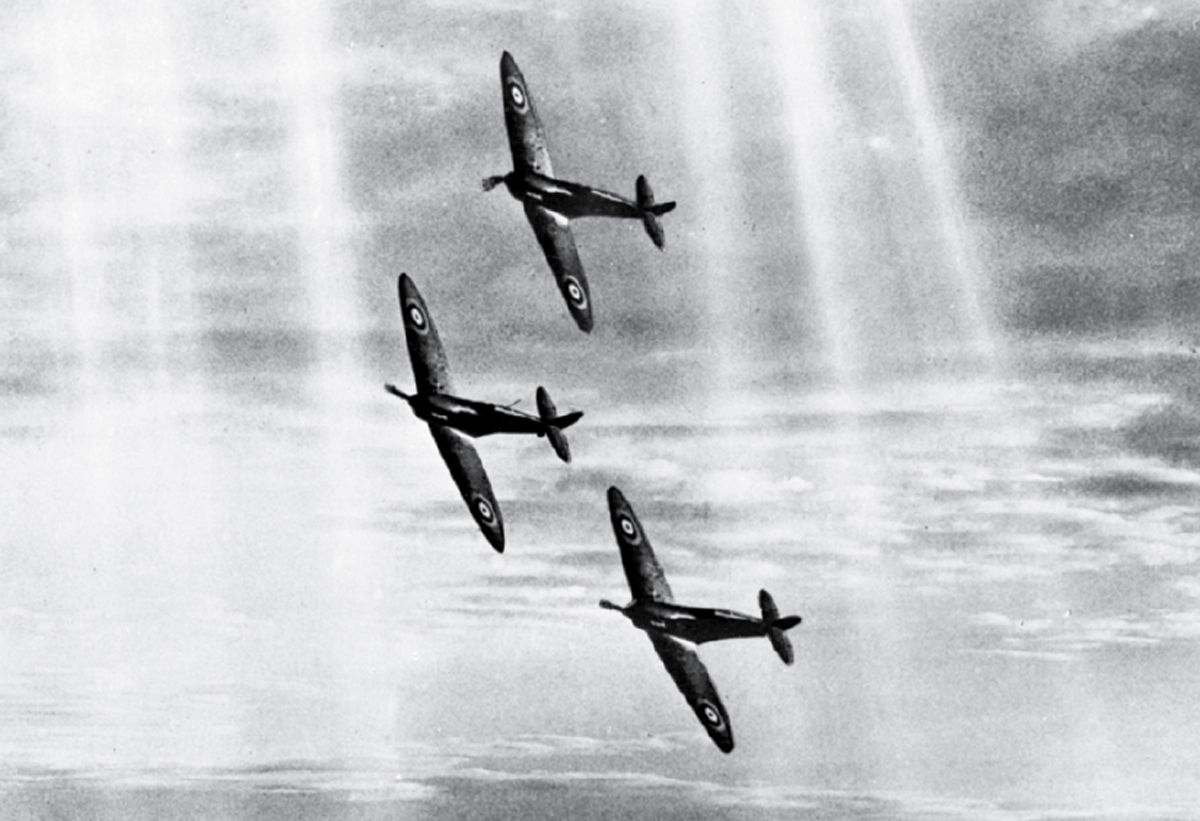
top-left (759, 589), bottom-right (801, 666)
top-left (636, 174), bottom-right (675, 250)
top-left (536, 386), bottom-right (582, 463)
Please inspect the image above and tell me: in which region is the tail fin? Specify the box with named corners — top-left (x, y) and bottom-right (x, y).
top-left (635, 175), bottom-right (674, 250)
top-left (536, 386), bottom-right (582, 463)
top-left (759, 589), bottom-right (801, 666)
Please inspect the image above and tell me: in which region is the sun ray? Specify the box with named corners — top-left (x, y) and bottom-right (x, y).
top-left (274, 2), bottom-right (395, 761)
top-left (669, 1), bottom-right (750, 419)
top-left (765, 0), bottom-right (857, 387)
top-left (879, 0), bottom-right (997, 368)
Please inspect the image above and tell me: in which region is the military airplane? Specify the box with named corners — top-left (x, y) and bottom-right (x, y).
top-left (483, 51), bottom-right (676, 333)
top-left (385, 274), bottom-right (583, 553)
top-left (599, 487), bottom-right (801, 752)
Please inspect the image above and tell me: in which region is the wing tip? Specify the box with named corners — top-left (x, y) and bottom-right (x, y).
top-left (398, 272), bottom-right (418, 304)
top-left (568, 296), bottom-right (594, 334)
top-left (574, 303), bottom-right (594, 332)
top-left (481, 521), bottom-right (505, 553)
top-left (706, 711), bottom-right (735, 754)
top-left (483, 517), bottom-right (505, 553)
top-left (500, 50), bottom-right (520, 77)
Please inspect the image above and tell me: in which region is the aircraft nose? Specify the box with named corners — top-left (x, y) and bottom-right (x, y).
top-left (500, 50), bottom-right (519, 75)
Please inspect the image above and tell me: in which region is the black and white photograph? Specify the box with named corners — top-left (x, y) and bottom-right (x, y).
top-left (2, 1), bottom-right (1199, 818)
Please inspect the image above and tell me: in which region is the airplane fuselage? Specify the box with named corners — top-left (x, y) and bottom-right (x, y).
top-left (503, 171), bottom-right (641, 221)
top-left (406, 392), bottom-right (547, 438)
top-left (616, 600), bottom-right (768, 645)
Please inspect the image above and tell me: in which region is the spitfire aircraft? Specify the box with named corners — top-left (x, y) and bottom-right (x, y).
top-left (386, 274), bottom-right (584, 553)
top-left (599, 487), bottom-right (801, 752)
top-left (483, 51), bottom-right (676, 333)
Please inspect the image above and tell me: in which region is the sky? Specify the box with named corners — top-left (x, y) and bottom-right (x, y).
top-left (2, 0), bottom-right (1200, 819)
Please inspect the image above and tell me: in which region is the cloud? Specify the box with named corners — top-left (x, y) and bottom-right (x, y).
top-left (1125, 401), bottom-right (1200, 467)
top-left (961, 13), bottom-right (1200, 225)
top-left (925, 3), bottom-right (1200, 331)
top-left (437, 734), bottom-right (682, 761)
top-left (1171, 576), bottom-right (1200, 599)
top-left (0, 763), bottom-right (437, 803)
top-left (969, 606), bottom-right (1200, 658)
top-left (416, 767), bottom-right (1194, 820)
top-left (1066, 470), bottom-right (1200, 499)
top-left (1, 766), bottom-right (1187, 821)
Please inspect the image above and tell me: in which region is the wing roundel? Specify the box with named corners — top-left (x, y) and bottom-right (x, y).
top-left (648, 633), bottom-right (734, 753)
top-left (500, 51), bottom-right (553, 177)
top-left (398, 274), bottom-right (452, 395)
top-left (429, 424), bottom-right (504, 552)
top-left (607, 486), bottom-right (673, 603)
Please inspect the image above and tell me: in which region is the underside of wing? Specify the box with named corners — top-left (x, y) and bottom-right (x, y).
top-left (398, 274), bottom-right (452, 395)
top-left (607, 486), bottom-right (673, 603)
top-left (501, 51), bottom-right (554, 177)
top-left (524, 204), bottom-right (593, 332)
top-left (429, 424), bottom-right (504, 552)
top-left (648, 632), bottom-right (734, 753)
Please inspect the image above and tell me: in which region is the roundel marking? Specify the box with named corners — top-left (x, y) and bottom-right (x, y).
top-left (565, 278), bottom-right (588, 309)
top-left (698, 700), bottom-right (725, 731)
top-left (618, 515), bottom-right (640, 543)
top-left (474, 496), bottom-right (496, 525)
top-left (508, 82), bottom-right (527, 110)
top-left (406, 301), bottom-right (428, 334)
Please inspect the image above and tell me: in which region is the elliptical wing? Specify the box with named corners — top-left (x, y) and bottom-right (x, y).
top-left (429, 424), bottom-right (505, 553)
top-left (607, 486), bottom-right (673, 603)
top-left (398, 274), bottom-right (452, 395)
top-left (524, 203), bottom-right (593, 333)
top-left (648, 632), bottom-right (734, 753)
top-left (500, 51), bottom-right (553, 177)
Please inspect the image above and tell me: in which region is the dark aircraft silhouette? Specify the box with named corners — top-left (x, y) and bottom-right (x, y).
top-left (483, 51), bottom-right (676, 333)
top-left (386, 274), bottom-right (583, 552)
top-left (599, 487), bottom-right (801, 753)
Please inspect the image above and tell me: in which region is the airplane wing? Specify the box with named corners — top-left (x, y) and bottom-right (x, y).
top-left (648, 632), bottom-right (734, 753)
top-left (500, 51), bottom-right (554, 177)
top-left (524, 203), bottom-right (593, 333)
top-left (528, 204), bottom-right (597, 331)
top-left (607, 486), bottom-right (673, 603)
top-left (429, 424), bottom-right (505, 553)
top-left (398, 274), bottom-right (452, 395)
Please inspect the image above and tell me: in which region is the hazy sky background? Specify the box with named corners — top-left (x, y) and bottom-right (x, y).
top-left (2, 1), bottom-right (1200, 819)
